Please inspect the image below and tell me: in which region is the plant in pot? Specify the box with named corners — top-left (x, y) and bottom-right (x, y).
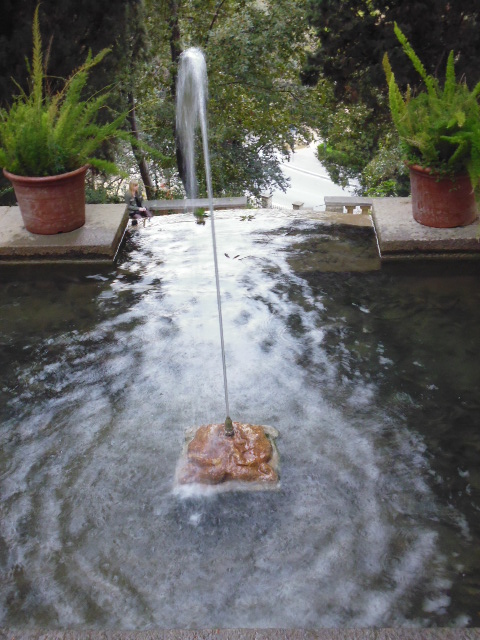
top-left (0, 6), bottom-right (126, 234)
top-left (383, 23), bottom-right (480, 228)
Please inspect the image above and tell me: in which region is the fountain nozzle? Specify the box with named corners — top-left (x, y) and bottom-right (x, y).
top-left (224, 416), bottom-right (234, 437)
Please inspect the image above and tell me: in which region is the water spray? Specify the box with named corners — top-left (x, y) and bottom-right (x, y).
top-left (176, 48), bottom-right (232, 437)
top-left (174, 47), bottom-right (279, 491)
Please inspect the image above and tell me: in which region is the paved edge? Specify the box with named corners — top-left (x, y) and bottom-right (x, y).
top-left (371, 198), bottom-right (480, 261)
top-left (0, 205), bottom-right (128, 264)
top-left (1, 629), bottom-right (479, 640)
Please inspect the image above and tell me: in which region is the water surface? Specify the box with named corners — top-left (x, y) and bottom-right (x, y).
top-left (1, 210), bottom-right (479, 628)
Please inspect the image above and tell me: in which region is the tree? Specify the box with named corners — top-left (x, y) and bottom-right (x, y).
top-left (0, 0), bottom-right (147, 105)
top-left (302, 0), bottom-right (480, 194)
top-left (136, 0), bottom-right (319, 198)
top-left (0, 1), bottom-right (327, 202)
top-left (304, 0), bottom-right (480, 103)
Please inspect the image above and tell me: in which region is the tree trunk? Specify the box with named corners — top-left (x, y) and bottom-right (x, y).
top-left (168, 0), bottom-right (186, 188)
top-left (127, 93), bottom-right (155, 200)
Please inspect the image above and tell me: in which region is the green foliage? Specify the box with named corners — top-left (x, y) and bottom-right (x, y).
top-left (362, 135), bottom-right (410, 196)
top-left (303, 0), bottom-right (480, 194)
top-left (137, 0), bottom-right (317, 198)
top-left (204, 0), bottom-right (317, 196)
top-left (314, 88), bottom-right (391, 190)
top-left (85, 185), bottom-right (123, 204)
top-left (385, 24), bottom-right (480, 185)
top-left (304, 0), bottom-right (480, 106)
top-left (0, 6), bottom-right (126, 177)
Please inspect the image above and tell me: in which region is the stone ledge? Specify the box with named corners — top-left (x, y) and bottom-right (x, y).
top-left (301, 210), bottom-right (373, 228)
top-left (372, 197), bottom-right (480, 261)
top-left (325, 196), bottom-right (373, 214)
top-left (146, 196), bottom-right (248, 212)
top-left (0, 204), bottom-right (128, 264)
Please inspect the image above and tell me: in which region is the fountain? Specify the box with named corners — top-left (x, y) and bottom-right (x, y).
top-left (174, 47), bottom-right (279, 491)
top-left (1, 51), bottom-right (480, 635)
top-left (1, 207), bottom-right (480, 628)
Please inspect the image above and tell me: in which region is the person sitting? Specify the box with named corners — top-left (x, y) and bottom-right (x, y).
top-left (125, 180), bottom-right (153, 224)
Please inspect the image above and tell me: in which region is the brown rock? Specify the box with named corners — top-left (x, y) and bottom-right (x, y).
top-left (177, 422), bottom-right (279, 485)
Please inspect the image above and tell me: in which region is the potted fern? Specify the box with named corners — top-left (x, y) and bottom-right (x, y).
top-left (0, 6), bottom-right (126, 234)
top-left (383, 24), bottom-right (480, 228)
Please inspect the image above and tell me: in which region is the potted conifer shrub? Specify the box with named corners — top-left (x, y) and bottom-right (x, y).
top-left (383, 24), bottom-right (480, 228)
top-left (0, 6), bottom-right (125, 234)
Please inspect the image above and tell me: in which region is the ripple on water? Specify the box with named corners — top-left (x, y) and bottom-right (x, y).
top-left (0, 212), bottom-right (479, 628)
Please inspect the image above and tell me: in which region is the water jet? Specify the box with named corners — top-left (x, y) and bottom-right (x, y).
top-left (174, 47), bottom-right (279, 490)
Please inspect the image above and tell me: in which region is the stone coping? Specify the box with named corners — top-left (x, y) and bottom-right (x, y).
top-left (1, 629), bottom-right (479, 640)
top-left (1, 200), bottom-right (479, 265)
top-left (325, 196), bottom-right (374, 205)
top-left (147, 196), bottom-right (247, 212)
top-left (0, 206), bottom-right (372, 267)
top-left (371, 198), bottom-right (480, 261)
top-left (0, 204), bottom-right (128, 264)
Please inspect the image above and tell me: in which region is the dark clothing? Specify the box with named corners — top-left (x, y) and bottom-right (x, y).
top-left (125, 190), bottom-right (152, 218)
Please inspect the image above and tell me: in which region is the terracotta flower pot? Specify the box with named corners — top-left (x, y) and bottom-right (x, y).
top-left (3, 165), bottom-right (88, 235)
top-left (409, 164), bottom-right (477, 228)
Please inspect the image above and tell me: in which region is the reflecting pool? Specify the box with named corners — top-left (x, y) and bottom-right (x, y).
top-left (1, 210), bottom-right (479, 628)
